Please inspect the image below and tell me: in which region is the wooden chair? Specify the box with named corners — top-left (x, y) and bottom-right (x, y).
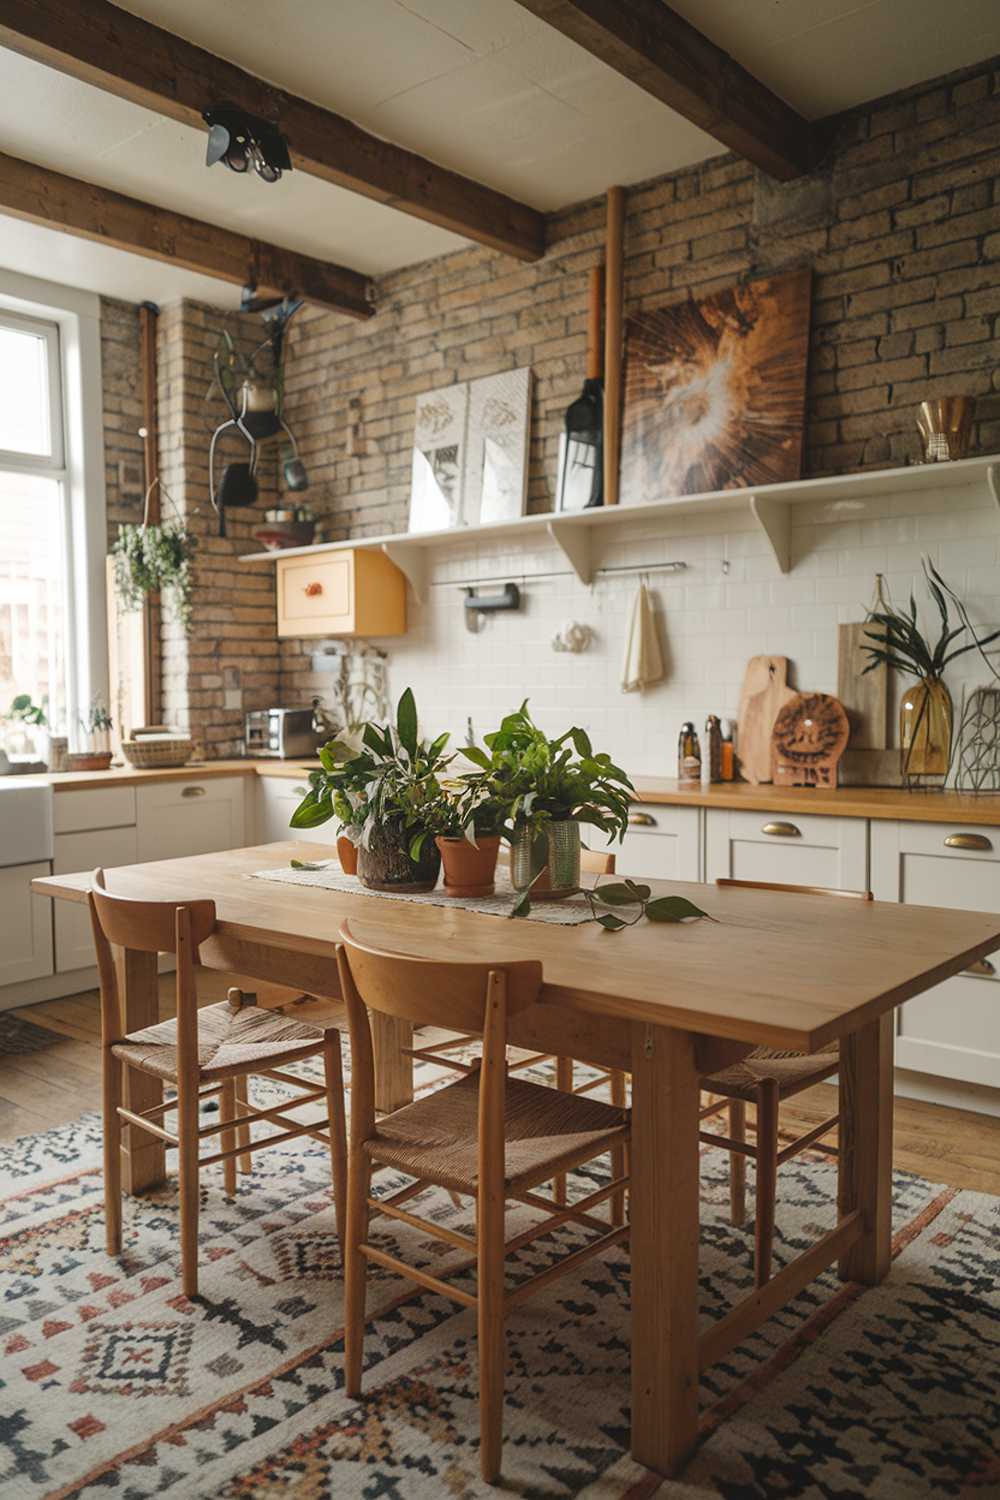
top-left (336, 921), bottom-right (630, 1484)
top-left (87, 869), bottom-right (348, 1298)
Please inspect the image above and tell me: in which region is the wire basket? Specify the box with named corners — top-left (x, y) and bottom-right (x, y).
top-left (120, 735), bottom-right (194, 769)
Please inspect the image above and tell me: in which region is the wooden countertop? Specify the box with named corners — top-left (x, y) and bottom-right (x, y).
top-left (10, 758), bottom-right (1000, 826)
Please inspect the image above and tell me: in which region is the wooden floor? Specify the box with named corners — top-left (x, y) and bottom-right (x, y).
top-left (3, 978), bottom-right (1000, 1195)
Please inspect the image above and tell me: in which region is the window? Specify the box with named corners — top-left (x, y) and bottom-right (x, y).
top-left (0, 310), bottom-right (70, 734)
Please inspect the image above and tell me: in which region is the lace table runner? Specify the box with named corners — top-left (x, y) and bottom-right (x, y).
top-left (250, 861), bottom-right (593, 925)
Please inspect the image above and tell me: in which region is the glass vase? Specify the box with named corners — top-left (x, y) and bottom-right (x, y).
top-left (510, 821), bottom-right (581, 900)
top-left (900, 677), bottom-right (952, 779)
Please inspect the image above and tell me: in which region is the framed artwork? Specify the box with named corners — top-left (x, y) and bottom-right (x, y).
top-left (408, 382), bottom-right (468, 533)
top-left (463, 367), bottom-right (532, 526)
top-left (620, 267), bottom-right (811, 502)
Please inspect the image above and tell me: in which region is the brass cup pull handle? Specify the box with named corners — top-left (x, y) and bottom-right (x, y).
top-left (762, 821), bottom-right (801, 838)
top-left (944, 832), bottom-right (992, 852)
top-left (181, 785), bottom-right (207, 799)
top-left (304, 582), bottom-right (323, 597)
top-left (628, 812), bottom-right (657, 827)
top-left (964, 958), bottom-right (996, 979)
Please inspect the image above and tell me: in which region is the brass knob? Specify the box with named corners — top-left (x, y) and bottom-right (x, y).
top-left (304, 581), bottom-right (323, 597)
top-left (944, 832), bottom-right (992, 852)
top-left (181, 785), bottom-right (206, 798)
top-left (628, 811), bottom-right (657, 827)
top-left (761, 821), bottom-right (800, 837)
top-left (964, 958), bottom-right (996, 979)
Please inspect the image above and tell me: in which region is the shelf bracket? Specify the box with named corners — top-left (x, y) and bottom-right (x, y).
top-left (987, 463), bottom-right (1000, 510)
top-left (381, 542), bottom-right (428, 605)
top-left (547, 519), bottom-right (593, 585)
top-left (749, 494), bottom-right (792, 574)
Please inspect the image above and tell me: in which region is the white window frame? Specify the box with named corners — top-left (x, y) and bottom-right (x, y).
top-left (0, 308), bottom-right (65, 472)
top-left (0, 270), bottom-right (107, 740)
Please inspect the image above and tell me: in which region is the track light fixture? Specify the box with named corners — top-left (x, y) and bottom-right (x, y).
top-left (203, 104), bottom-right (292, 183)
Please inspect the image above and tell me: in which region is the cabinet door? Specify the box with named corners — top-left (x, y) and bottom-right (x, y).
top-left (258, 778), bottom-right (338, 847)
top-left (705, 808), bottom-right (868, 890)
top-left (0, 863), bottom-right (53, 997)
top-left (136, 777), bottom-right (246, 863)
top-left (616, 805), bottom-right (701, 881)
top-left (54, 826), bottom-right (138, 972)
top-left (277, 554), bottom-right (355, 636)
top-left (872, 820), bottom-right (1000, 1088)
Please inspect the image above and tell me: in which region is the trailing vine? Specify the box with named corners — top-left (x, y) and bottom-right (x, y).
top-left (111, 479), bottom-right (196, 631)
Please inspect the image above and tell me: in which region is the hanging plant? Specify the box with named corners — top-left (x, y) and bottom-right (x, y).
top-left (112, 480), bottom-right (197, 631)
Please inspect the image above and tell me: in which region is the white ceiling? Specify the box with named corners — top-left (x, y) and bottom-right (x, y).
top-left (0, 0), bottom-right (997, 309)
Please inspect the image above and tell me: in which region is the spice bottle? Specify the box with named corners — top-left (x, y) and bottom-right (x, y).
top-left (720, 718), bottom-right (735, 782)
top-left (678, 722), bottom-right (701, 784)
top-left (703, 715), bottom-right (722, 783)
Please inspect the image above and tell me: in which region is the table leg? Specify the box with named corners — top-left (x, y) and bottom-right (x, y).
top-left (838, 1011), bottom-right (894, 1284)
top-left (629, 1021), bottom-right (701, 1476)
top-left (115, 948), bottom-right (166, 1194)
top-left (371, 1011), bottom-right (413, 1113)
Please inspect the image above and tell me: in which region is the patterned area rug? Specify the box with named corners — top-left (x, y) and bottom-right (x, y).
top-left (1, 1058), bottom-right (998, 1500)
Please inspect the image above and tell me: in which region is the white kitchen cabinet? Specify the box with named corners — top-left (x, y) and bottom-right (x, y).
top-left (136, 777), bottom-right (246, 862)
top-left (872, 819), bottom-right (1000, 1089)
top-left (705, 808), bottom-right (868, 890)
top-left (53, 826), bottom-right (138, 972)
top-left (616, 804), bottom-right (701, 881)
top-left (0, 862), bottom-right (54, 997)
top-left (257, 776), bottom-right (339, 847)
top-left (53, 786), bottom-right (136, 834)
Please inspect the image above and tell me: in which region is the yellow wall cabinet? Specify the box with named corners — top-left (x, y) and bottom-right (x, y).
top-left (276, 549), bottom-right (407, 638)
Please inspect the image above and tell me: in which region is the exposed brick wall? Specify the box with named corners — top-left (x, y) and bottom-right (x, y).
top-left (100, 296), bottom-right (146, 544)
top-left (277, 55), bottom-right (1000, 553)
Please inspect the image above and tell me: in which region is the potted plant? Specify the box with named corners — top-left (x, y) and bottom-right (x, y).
top-left (291, 688), bottom-right (450, 892)
top-left (69, 698), bottom-right (114, 771)
top-left (419, 780), bottom-right (511, 898)
top-left (4, 693), bottom-right (49, 764)
top-left (464, 702), bottom-right (633, 898)
top-left (862, 562), bottom-right (1000, 781)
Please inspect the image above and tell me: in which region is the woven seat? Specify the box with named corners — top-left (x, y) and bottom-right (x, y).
top-left (706, 1041), bottom-right (839, 1100)
top-left (113, 1000), bottom-right (336, 1082)
top-left (365, 1070), bottom-right (629, 1195)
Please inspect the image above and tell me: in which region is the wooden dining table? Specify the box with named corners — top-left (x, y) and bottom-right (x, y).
top-left (32, 841), bottom-right (1000, 1478)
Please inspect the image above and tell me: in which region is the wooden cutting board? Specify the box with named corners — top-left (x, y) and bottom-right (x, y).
top-left (837, 621), bottom-right (888, 750)
top-left (771, 692), bottom-right (850, 787)
top-left (736, 656), bottom-right (797, 784)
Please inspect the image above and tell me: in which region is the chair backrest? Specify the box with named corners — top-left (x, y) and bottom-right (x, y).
top-left (87, 868), bottom-right (216, 1052)
top-left (336, 920), bottom-right (543, 1145)
top-left (716, 877), bottom-right (873, 901)
top-left (581, 848), bottom-right (615, 875)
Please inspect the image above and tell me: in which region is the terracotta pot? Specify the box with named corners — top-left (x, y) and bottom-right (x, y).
top-left (435, 834), bottom-right (501, 897)
top-left (65, 751), bottom-right (113, 772)
top-left (337, 835), bottom-right (358, 875)
top-left (356, 821), bottom-right (440, 893)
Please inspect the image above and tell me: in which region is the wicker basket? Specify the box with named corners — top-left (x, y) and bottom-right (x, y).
top-left (120, 736), bottom-right (194, 769)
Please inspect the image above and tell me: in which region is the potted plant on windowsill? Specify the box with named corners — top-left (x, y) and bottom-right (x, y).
top-left (290, 688), bottom-right (450, 892)
top-left (68, 698), bottom-right (114, 772)
top-left (464, 702), bottom-right (633, 898)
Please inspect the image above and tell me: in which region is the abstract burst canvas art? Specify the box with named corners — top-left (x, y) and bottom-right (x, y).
top-left (620, 268), bottom-right (811, 501)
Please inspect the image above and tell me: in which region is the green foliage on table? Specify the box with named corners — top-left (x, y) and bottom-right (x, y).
top-left (462, 700), bottom-right (634, 844)
top-left (290, 688), bottom-right (451, 859)
top-left (112, 521), bottom-right (197, 632)
top-left (510, 875), bottom-right (714, 930)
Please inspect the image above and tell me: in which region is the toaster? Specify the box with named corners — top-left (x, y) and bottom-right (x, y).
top-left (244, 707), bottom-right (324, 759)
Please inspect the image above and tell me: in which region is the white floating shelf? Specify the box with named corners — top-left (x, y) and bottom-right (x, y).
top-left (242, 453), bottom-right (1000, 592)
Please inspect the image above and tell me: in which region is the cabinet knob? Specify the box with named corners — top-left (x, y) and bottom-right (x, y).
top-left (181, 785), bottom-right (207, 799)
top-left (761, 820), bottom-right (801, 838)
top-left (304, 581), bottom-right (323, 597)
top-left (628, 811), bottom-right (657, 827)
top-left (964, 957), bottom-right (996, 979)
top-left (944, 832), bottom-right (992, 852)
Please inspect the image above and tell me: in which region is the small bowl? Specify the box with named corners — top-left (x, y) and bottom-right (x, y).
top-left (65, 751), bottom-right (114, 772)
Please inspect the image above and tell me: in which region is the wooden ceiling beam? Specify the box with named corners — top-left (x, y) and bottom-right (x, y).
top-left (512, 0), bottom-right (819, 180)
top-left (0, 151), bottom-right (375, 318)
top-left (0, 0), bottom-right (546, 261)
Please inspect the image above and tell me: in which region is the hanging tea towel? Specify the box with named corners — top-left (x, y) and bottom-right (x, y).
top-left (621, 582), bottom-right (665, 692)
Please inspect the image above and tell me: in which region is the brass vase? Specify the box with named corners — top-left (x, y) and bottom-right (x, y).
top-left (900, 677), bottom-right (953, 779)
top-left (916, 398), bottom-right (974, 463)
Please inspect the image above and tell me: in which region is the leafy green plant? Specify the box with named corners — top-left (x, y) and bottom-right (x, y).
top-left (511, 874), bottom-right (713, 931)
top-left (463, 701), bottom-right (633, 843)
top-left (81, 698), bottom-right (113, 735)
top-left (6, 693), bottom-right (47, 727)
top-left (112, 521), bottom-right (197, 631)
top-left (291, 688), bottom-right (451, 857)
top-left (862, 561), bottom-right (1000, 682)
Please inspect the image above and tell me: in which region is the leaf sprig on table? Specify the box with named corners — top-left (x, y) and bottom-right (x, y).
top-left (511, 877), bottom-right (715, 931)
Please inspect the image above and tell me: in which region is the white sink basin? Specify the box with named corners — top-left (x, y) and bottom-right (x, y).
top-left (0, 782), bottom-right (53, 865)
